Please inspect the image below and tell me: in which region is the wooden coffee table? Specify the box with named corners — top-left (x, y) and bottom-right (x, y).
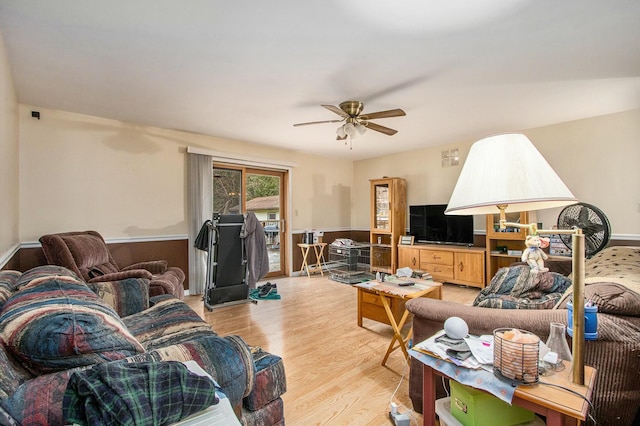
top-left (355, 278), bottom-right (442, 366)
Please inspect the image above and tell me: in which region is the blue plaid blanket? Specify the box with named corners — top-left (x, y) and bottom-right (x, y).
top-left (63, 361), bottom-right (218, 426)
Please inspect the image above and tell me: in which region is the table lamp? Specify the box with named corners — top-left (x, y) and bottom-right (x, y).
top-left (445, 133), bottom-right (587, 385)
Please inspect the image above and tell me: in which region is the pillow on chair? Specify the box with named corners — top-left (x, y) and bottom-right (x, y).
top-left (0, 270), bottom-right (21, 308)
top-left (474, 265), bottom-right (572, 309)
top-left (87, 278), bottom-right (150, 318)
top-left (0, 274), bottom-right (144, 374)
top-left (15, 265), bottom-right (81, 289)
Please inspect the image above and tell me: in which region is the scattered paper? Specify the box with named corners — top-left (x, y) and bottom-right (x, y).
top-left (396, 267), bottom-right (413, 277)
top-left (413, 331), bottom-right (498, 368)
top-left (464, 335), bottom-right (494, 365)
top-left (413, 331), bottom-right (482, 369)
top-left (356, 281), bottom-right (377, 289)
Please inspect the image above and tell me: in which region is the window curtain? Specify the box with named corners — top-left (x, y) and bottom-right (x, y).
top-left (188, 153), bottom-right (213, 295)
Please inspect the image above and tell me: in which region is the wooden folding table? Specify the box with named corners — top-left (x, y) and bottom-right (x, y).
top-left (355, 278), bottom-right (442, 366)
top-left (297, 242), bottom-right (327, 277)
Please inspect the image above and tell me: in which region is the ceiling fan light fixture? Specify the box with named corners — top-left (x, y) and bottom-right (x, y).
top-left (343, 122), bottom-right (356, 138)
top-left (294, 100), bottom-right (405, 146)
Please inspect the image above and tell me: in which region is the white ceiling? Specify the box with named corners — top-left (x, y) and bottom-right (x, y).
top-left (1, 1), bottom-right (640, 160)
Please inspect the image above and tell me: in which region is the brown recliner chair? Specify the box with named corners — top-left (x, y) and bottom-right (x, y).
top-left (39, 230), bottom-right (185, 299)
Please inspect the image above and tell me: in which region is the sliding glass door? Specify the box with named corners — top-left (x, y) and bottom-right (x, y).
top-left (213, 164), bottom-right (287, 277)
top-left (213, 168), bottom-right (242, 214)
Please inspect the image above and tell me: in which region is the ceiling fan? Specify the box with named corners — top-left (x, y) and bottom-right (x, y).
top-left (293, 101), bottom-right (406, 143)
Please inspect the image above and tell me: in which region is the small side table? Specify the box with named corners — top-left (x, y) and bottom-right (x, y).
top-left (297, 242), bottom-right (327, 277)
top-left (416, 352), bottom-right (596, 426)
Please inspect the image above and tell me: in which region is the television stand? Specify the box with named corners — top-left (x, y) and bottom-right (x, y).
top-left (398, 243), bottom-right (486, 288)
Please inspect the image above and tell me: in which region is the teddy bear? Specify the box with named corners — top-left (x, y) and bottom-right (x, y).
top-left (521, 234), bottom-right (550, 272)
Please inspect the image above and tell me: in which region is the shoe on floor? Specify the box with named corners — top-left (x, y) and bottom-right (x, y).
top-left (257, 282), bottom-right (277, 293)
top-left (258, 283), bottom-right (276, 298)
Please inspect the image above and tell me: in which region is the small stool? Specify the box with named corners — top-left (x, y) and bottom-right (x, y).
top-left (297, 242), bottom-right (327, 277)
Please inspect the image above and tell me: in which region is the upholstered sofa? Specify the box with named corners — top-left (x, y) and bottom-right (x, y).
top-left (39, 230), bottom-right (186, 299)
top-left (0, 265), bottom-right (286, 425)
top-left (406, 246), bottom-right (640, 426)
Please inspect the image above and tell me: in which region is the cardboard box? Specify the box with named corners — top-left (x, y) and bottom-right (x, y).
top-left (450, 382), bottom-right (535, 426)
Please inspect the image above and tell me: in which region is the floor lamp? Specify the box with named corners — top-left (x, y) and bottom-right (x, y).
top-left (445, 133), bottom-right (586, 385)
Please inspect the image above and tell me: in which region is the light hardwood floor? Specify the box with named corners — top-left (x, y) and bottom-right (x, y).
top-left (185, 276), bottom-right (478, 426)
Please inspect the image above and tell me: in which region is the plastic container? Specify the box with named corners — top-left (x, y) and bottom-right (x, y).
top-left (435, 397), bottom-right (463, 426)
top-left (567, 301), bottom-right (598, 340)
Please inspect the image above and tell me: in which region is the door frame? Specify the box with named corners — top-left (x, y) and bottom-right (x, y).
top-left (213, 161), bottom-right (289, 277)
top-left (186, 146), bottom-right (296, 277)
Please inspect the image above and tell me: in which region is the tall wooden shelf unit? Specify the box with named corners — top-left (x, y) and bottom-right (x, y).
top-left (485, 211), bottom-right (529, 285)
top-left (370, 177), bottom-right (406, 274)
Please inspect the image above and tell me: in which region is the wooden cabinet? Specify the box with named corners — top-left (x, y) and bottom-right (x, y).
top-left (455, 251), bottom-right (485, 285)
top-left (398, 246), bottom-right (420, 270)
top-left (421, 249), bottom-right (455, 282)
top-left (485, 211), bottom-right (529, 285)
top-left (398, 244), bottom-right (486, 288)
top-left (370, 177), bottom-right (406, 274)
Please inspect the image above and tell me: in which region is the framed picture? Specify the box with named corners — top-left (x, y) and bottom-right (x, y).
top-left (399, 235), bottom-right (415, 245)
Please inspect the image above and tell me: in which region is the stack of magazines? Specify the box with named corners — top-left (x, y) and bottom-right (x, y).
top-left (413, 330), bottom-right (495, 370)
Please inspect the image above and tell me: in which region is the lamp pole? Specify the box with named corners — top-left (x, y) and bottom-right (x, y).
top-left (571, 231), bottom-right (585, 385)
top-left (500, 213), bottom-right (585, 385)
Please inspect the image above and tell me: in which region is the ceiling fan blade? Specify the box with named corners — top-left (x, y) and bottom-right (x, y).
top-left (322, 104), bottom-right (349, 117)
top-left (293, 119), bottom-right (344, 127)
top-left (336, 134), bottom-right (347, 141)
top-left (359, 108), bottom-right (406, 120)
top-left (364, 122), bottom-right (398, 136)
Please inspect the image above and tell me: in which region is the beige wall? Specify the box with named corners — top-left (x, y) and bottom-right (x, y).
top-left (525, 111), bottom-right (640, 238)
top-left (353, 109), bottom-right (640, 239)
top-left (17, 104), bottom-right (640, 250)
top-left (17, 106), bottom-right (354, 242)
top-left (0, 32), bottom-right (19, 259)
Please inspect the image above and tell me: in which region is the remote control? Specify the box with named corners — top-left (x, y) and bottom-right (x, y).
top-left (398, 281), bottom-right (414, 286)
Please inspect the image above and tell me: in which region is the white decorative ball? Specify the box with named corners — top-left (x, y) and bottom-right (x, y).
top-left (444, 316), bottom-right (469, 340)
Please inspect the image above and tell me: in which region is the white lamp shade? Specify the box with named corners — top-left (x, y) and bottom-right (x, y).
top-left (336, 125), bottom-right (347, 139)
top-left (446, 133), bottom-right (577, 215)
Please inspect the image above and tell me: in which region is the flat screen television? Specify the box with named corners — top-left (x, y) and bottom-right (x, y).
top-left (409, 204), bottom-right (474, 246)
